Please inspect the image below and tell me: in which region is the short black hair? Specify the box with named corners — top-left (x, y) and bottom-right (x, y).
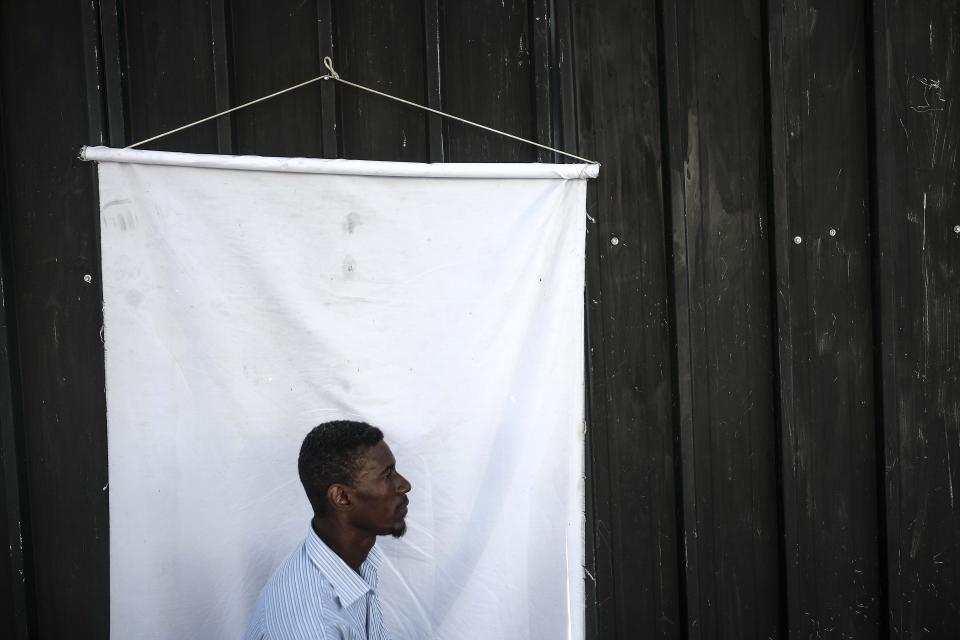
top-left (298, 420), bottom-right (384, 515)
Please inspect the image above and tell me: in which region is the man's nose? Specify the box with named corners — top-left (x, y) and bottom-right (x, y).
top-left (397, 473), bottom-right (411, 494)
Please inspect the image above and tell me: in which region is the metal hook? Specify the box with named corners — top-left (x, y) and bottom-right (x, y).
top-left (323, 56), bottom-right (340, 80)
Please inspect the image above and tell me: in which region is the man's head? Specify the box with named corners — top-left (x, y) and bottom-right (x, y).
top-left (298, 420), bottom-right (411, 538)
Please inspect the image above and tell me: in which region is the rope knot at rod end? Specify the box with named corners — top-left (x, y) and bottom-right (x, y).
top-left (322, 56), bottom-right (340, 80)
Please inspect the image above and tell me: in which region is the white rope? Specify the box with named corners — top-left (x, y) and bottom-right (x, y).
top-left (126, 74), bottom-right (334, 149)
top-left (125, 57), bottom-right (598, 165)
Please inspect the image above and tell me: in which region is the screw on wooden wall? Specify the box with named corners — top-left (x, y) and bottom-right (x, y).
top-left (829, 228), bottom-right (837, 237)
top-left (793, 236), bottom-right (802, 245)
top-left (610, 236), bottom-right (620, 246)
top-left (954, 224), bottom-right (960, 235)
top-left (83, 274), bottom-right (93, 283)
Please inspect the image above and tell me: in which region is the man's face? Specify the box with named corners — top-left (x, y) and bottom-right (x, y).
top-left (347, 440), bottom-right (411, 538)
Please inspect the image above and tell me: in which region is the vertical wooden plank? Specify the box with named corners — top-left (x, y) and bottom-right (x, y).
top-left (573, 0), bottom-right (682, 637)
top-left (658, 2), bottom-right (701, 635)
top-left (530, 0), bottom-right (554, 161)
top-left (229, 0), bottom-right (323, 157)
top-left (335, 0), bottom-right (427, 162)
top-left (0, 83), bottom-right (31, 640)
top-left (99, 0), bottom-right (126, 147)
top-left (660, 0), bottom-right (782, 637)
top-left (122, 0), bottom-right (219, 152)
top-left (441, 0), bottom-right (536, 162)
top-left (553, 0), bottom-right (578, 159)
top-left (422, 0), bottom-right (445, 162)
top-left (316, 0), bottom-right (339, 159)
top-left (209, 0), bottom-right (233, 154)
top-left (0, 0), bottom-right (109, 635)
top-left (872, 1), bottom-right (960, 636)
top-left (767, 0), bottom-right (882, 637)
top-left (583, 205), bottom-right (617, 640)
top-left (81, 0), bottom-right (107, 149)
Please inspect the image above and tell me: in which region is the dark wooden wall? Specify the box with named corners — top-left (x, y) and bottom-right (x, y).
top-left (1, 1), bottom-right (957, 638)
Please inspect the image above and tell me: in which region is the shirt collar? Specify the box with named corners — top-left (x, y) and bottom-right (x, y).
top-left (304, 525), bottom-right (383, 608)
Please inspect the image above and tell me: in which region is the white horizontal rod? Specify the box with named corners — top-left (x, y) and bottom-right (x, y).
top-left (81, 146), bottom-right (599, 179)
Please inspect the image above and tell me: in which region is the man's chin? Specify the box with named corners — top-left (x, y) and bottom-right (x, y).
top-left (390, 523), bottom-right (407, 539)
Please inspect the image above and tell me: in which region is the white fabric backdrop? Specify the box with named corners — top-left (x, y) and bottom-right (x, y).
top-left (91, 147), bottom-right (593, 640)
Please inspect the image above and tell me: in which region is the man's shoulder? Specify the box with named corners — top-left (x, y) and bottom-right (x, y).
top-left (259, 544), bottom-right (342, 638)
top-left (262, 542), bottom-right (329, 602)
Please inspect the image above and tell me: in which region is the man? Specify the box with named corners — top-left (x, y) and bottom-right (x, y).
top-left (245, 420), bottom-right (412, 640)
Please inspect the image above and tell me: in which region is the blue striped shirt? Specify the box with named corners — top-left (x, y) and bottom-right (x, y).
top-left (244, 526), bottom-right (389, 640)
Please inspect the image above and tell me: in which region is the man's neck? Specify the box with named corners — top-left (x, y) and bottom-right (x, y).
top-left (311, 516), bottom-right (376, 574)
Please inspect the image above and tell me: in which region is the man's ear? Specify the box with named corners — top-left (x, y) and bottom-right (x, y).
top-left (327, 484), bottom-right (352, 512)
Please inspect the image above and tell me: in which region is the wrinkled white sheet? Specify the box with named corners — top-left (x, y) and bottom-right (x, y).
top-left (93, 148), bottom-right (591, 640)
